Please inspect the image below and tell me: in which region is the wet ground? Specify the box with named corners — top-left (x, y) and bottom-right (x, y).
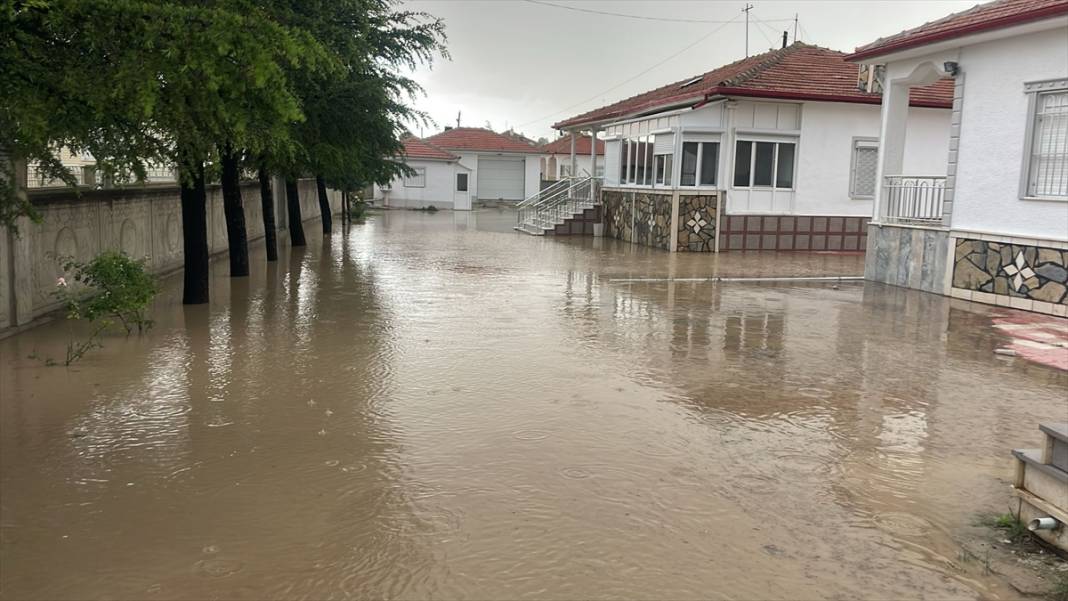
top-left (1, 208), bottom-right (1066, 600)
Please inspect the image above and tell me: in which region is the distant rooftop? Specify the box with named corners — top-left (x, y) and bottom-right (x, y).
top-left (423, 127), bottom-right (541, 154)
top-left (399, 137), bottom-right (457, 161)
top-left (539, 135), bottom-right (605, 155)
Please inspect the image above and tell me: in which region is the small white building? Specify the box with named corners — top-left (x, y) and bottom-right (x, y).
top-left (421, 127), bottom-right (542, 204)
top-left (549, 42), bottom-right (953, 251)
top-left (374, 137), bottom-right (472, 210)
top-left (540, 135), bottom-right (604, 180)
top-left (849, 0), bottom-right (1068, 316)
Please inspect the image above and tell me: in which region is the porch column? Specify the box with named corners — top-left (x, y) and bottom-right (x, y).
top-left (588, 128), bottom-right (598, 201)
top-left (569, 131), bottom-right (577, 179)
top-left (873, 81), bottom-right (909, 223)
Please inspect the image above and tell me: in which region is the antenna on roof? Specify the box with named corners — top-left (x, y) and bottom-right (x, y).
top-left (742, 3), bottom-right (754, 57)
top-left (793, 13), bottom-right (798, 43)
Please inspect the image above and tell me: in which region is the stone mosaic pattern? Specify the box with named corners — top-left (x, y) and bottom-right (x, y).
top-left (953, 238), bottom-right (1068, 305)
top-left (602, 189), bottom-right (672, 251)
top-left (676, 194), bottom-right (718, 252)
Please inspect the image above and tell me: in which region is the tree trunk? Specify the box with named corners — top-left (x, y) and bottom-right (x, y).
top-left (180, 160), bottom-right (210, 305)
top-left (258, 165), bottom-right (278, 262)
top-left (220, 147), bottom-right (249, 277)
top-left (285, 176), bottom-right (306, 247)
top-left (315, 175), bottom-right (333, 234)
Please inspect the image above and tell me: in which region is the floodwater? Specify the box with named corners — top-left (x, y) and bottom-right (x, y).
top-left (1, 209), bottom-right (1066, 600)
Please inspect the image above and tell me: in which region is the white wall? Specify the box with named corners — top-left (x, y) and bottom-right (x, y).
top-left (523, 155), bottom-right (540, 200)
top-left (547, 153), bottom-right (598, 178)
top-left (375, 159), bottom-right (461, 210)
top-left (786, 101), bottom-right (950, 216)
top-left (950, 27), bottom-right (1068, 240)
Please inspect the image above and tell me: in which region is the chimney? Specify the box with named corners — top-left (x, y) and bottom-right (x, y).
top-left (782, 31), bottom-right (788, 48)
top-left (444, 125), bottom-right (453, 131)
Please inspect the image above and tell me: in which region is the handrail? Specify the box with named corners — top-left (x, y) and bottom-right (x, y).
top-left (516, 176), bottom-right (602, 232)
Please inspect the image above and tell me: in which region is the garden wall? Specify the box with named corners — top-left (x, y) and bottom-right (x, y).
top-left (0, 178), bottom-right (341, 332)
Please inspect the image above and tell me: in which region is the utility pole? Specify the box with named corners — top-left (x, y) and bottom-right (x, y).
top-left (742, 4), bottom-right (754, 57)
top-left (793, 13), bottom-right (799, 43)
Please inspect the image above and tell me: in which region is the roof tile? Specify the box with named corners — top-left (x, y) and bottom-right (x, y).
top-left (554, 43), bottom-right (954, 130)
top-left (849, 0), bottom-right (1068, 62)
top-left (539, 135), bottom-right (605, 155)
top-left (400, 137), bottom-right (458, 161)
top-left (423, 127), bottom-right (541, 154)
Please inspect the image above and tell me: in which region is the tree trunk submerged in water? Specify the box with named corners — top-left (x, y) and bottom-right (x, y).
top-left (258, 165), bottom-right (278, 262)
top-left (180, 160), bottom-right (210, 305)
top-left (220, 147), bottom-right (250, 277)
top-left (315, 175), bottom-right (332, 234)
top-left (286, 176), bottom-right (306, 247)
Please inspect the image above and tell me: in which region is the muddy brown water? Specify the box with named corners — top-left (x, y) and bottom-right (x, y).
top-left (2, 209), bottom-right (1066, 600)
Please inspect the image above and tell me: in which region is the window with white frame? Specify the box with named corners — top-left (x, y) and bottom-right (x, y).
top-left (733, 139), bottom-right (796, 189)
top-left (456, 172), bottom-right (468, 192)
top-left (1024, 85), bottom-right (1068, 199)
top-left (618, 136), bottom-right (654, 185)
top-left (680, 141), bottom-right (719, 187)
top-left (560, 163), bottom-right (571, 178)
top-left (850, 138), bottom-right (878, 199)
top-left (404, 166), bottom-right (426, 188)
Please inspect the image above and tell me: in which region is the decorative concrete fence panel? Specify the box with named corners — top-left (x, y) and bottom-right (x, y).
top-left (1, 178), bottom-right (340, 331)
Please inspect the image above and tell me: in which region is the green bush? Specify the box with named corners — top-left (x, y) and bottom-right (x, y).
top-left (53, 251), bottom-right (158, 364)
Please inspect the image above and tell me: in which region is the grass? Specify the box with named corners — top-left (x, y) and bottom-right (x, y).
top-left (991, 511), bottom-right (1032, 544)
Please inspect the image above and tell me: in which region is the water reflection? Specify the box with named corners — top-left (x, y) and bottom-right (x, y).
top-left (1, 210), bottom-right (1065, 600)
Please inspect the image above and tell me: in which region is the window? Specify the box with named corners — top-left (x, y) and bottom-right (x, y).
top-left (733, 140), bottom-right (796, 189)
top-left (654, 154), bottom-right (673, 185)
top-left (560, 163), bottom-right (571, 178)
top-left (850, 139), bottom-right (878, 199)
top-left (456, 172), bottom-right (468, 192)
top-left (1025, 87), bottom-right (1068, 198)
top-left (404, 166), bottom-right (426, 188)
top-left (680, 141), bottom-right (718, 187)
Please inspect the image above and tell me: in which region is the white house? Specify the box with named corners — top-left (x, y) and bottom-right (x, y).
top-left (848, 0), bottom-right (1068, 316)
top-left (420, 127), bottom-right (542, 204)
top-left (539, 135), bottom-right (604, 180)
top-left (547, 42), bottom-right (954, 251)
top-left (374, 137), bottom-right (472, 210)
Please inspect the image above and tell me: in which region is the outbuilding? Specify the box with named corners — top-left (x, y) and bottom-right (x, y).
top-left (375, 137), bottom-right (472, 210)
top-left (421, 127), bottom-right (542, 204)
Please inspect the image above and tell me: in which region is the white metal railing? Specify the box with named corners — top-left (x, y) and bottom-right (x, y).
top-left (882, 175), bottom-right (946, 225)
top-left (516, 176), bottom-right (601, 233)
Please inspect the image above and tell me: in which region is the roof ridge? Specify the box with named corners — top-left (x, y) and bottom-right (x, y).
top-left (720, 44), bottom-right (799, 87)
top-left (417, 138), bottom-right (458, 158)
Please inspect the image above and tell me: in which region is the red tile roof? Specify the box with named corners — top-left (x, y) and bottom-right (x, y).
top-left (539, 135), bottom-right (605, 155)
top-left (399, 136), bottom-right (457, 161)
top-left (849, 0), bottom-right (1068, 62)
top-left (423, 127), bottom-right (541, 154)
top-left (554, 43), bottom-right (954, 130)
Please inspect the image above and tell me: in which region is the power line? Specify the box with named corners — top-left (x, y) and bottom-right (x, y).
top-left (522, 0), bottom-right (792, 25)
top-left (514, 13), bottom-right (744, 130)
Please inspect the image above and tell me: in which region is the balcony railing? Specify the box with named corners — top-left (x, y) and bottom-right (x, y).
top-left (883, 175), bottom-right (946, 225)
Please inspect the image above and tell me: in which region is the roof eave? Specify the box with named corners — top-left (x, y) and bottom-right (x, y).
top-left (846, 5), bottom-right (1068, 63)
top-left (715, 87), bottom-right (952, 109)
top-left (554, 95), bottom-right (706, 131)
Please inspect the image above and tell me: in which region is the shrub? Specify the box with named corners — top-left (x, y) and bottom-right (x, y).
top-left (52, 251), bottom-right (158, 364)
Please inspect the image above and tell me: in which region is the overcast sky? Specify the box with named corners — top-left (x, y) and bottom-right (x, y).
top-left (401, 0), bottom-right (978, 141)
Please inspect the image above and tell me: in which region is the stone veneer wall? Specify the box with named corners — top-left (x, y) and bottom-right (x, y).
top-left (602, 189), bottom-right (673, 251)
top-left (0, 178), bottom-right (341, 331)
top-left (676, 194), bottom-right (718, 252)
top-left (864, 223), bottom-right (950, 295)
top-left (950, 237), bottom-right (1068, 315)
